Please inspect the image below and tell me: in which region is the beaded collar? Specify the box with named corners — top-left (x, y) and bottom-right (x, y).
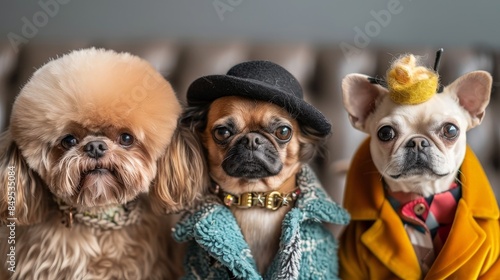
top-left (54, 198), bottom-right (142, 230)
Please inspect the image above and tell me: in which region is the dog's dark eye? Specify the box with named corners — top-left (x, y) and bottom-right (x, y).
top-left (119, 133), bottom-right (134, 146)
top-left (377, 126), bottom-right (396, 142)
top-left (61, 135), bottom-right (79, 149)
top-left (274, 126), bottom-right (292, 141)
top-left (442, 123), bottom-right (459, 140)
top-left (213, 127), bottom-right (232, 142)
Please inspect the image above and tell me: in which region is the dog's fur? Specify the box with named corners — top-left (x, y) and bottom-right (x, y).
top-left (343, 70), bottom-right (492, 197)
top-left (183, 96), bottom-right (326, 274)
top-left (0, 48), bottom-right (204, 279)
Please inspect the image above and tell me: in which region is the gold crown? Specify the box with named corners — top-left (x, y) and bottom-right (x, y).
top-left (386, 54), bottom-right (439, 105)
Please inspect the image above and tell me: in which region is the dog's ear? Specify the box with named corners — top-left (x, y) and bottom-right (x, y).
top-left (445, 71), bottom-right (492, 129)
top-left (179, 104), bottom-right (210, 133)
top-left (342, 74), bottom-right (388, 132)
top-left (298, 125), bottom-right (328, 163)
top-left (150, 122), bottom-right (208, 214)
top-left (0, 130), bottom-right (49, 225)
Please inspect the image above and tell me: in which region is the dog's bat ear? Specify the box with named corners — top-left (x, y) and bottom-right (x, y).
top-left (150, 123), bottom-right (209, 214)
top-left (445, 71), bottom-right (492, 129)
top-left (0, 130), bottom-right (48, 225)
top-left (342, 74), bottom-right (388, 132)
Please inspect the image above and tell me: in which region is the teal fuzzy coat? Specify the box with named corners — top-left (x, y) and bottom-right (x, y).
top-left (173, 165), bottom-right (350, 280)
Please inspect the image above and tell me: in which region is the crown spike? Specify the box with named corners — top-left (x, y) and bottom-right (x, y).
top-left (434, 48), bottom-right (444, 92)
top-left (433, 48), bottom-right (444, 72)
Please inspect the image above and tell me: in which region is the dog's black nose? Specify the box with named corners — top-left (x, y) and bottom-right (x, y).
top-left (242, 133), bottom-right (262, 151)
top-left (84, 140), bottom-right (108, 159)
top-left (406, 137), bottom-right (430, 151)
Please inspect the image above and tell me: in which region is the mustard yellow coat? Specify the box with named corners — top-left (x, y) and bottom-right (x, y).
top-left (339, 138), bottom-right (500, 279)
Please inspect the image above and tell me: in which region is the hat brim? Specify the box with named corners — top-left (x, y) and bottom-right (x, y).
top-left (187, 75), bottom-right (331, 136)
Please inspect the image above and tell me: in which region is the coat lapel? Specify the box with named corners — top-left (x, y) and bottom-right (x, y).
top-left (460, 146), bottom-right (499, 219)
top-left (268, 165), bottom-right (350, 280)
top-left (345, 138), bottom-right (499, 278)
top-left (174, 201), bottom-right (261, 279)
top-left (425, 145), bottom-right (498, 278)
top-left (425, 200), bottom-right (486, 278)
top-left (296, 165), bottom-right (350, 225)
top-left (361, 201), bottom-right (422, 279)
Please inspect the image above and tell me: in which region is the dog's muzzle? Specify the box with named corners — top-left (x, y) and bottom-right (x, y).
top-left (222, 132), bottom-right (283, 178)
top-left (392, 137), bottom-right (437, 178)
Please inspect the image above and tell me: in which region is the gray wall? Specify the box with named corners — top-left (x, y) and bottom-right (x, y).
top-left (1, 0), bottom-right (500, 49)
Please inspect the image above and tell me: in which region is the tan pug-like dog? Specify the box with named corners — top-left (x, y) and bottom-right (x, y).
top-left (339, 54), bottom-right (500, 279)
top-left (176, 60), bottom-right (349, 279)
top-left (202, 96), bottom-right (309, 272)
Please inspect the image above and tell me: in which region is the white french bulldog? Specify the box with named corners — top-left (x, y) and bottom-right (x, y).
top-left (338, 54), bottom-right (499, 279)
top-left (342, 70), bottom-right (491, 197)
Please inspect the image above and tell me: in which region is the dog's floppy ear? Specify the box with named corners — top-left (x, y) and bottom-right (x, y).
top-left (342, 74), bottom-right (388, 132)
top-left (298, 125), bottom-right (328, 163)
top-left (150, 121), bottom-right (208, 214)
top-left (445, 70), bottom-right (492, 129)
top-left (0, 130), bottom-right (49, 225)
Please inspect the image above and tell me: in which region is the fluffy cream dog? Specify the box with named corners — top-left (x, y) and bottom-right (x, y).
top-left (0, 48), bottom-right (204, 279)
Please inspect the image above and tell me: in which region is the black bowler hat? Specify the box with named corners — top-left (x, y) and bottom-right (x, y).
top-left (186, 60), bottom-right (331, 136)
